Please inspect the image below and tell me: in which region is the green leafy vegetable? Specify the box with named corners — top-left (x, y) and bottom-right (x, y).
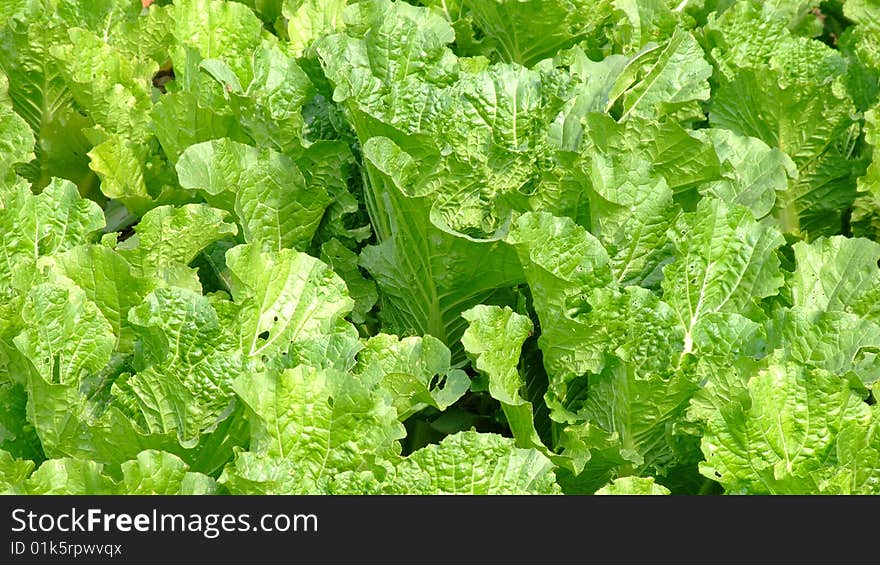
top-left (2, 0), bottom-right (880, 496)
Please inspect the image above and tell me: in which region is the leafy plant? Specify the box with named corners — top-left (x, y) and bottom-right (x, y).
top-left (1, 0), bottom-right (879, 495)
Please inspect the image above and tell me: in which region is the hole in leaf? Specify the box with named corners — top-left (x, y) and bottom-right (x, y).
top-left (258, 331), bottom-right (269, 340)
top-left (152, 64), bottom-right (175, 94)
top-left (429, 374), bottom-right (448, 391)
top-left (52, 354), bottom-right (61, 382)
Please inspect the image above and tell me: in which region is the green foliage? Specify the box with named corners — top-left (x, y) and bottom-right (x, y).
top-left (2, 0), bottom-right (880, 495)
